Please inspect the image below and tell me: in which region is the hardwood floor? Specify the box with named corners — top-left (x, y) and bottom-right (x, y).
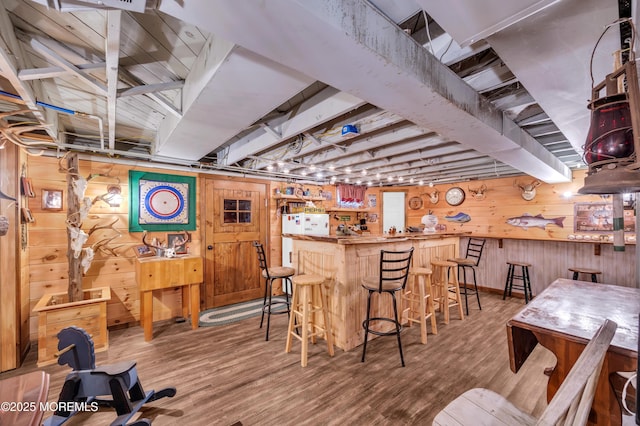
top-left (2, 293), bottom-right (555, 425)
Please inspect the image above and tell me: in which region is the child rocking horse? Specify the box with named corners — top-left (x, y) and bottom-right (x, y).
top-left (43, 326), bottom-right (176, 426)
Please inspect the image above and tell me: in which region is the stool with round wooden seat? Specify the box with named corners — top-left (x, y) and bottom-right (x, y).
top-left (503, 261), bottom-right (533, 303)
top-left (402, 267), bottom-right (438, 344)
top-left (568, 267), bottom-right (602, 283)
top-left (430, 259), bottom-right (464, 324)
top-left (253, 241), bottom-right (295, 341)
top-left (285, 274), bottom-right (334, 367)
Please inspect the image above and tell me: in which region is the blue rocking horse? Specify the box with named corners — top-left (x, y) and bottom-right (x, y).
top-left (43, 326), bottom-right (176, 426)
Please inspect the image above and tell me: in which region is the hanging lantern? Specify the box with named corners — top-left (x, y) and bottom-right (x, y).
top-left (579, 19), bottom-right (640, 195)
top-left (584, 93), bottom-right (634, 165)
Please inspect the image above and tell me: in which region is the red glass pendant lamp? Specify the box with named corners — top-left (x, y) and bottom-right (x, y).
top-left (579, 18), bottom-right (640, 194)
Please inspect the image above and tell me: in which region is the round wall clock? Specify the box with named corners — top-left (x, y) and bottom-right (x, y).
top-left (445, 187), bottom-right (465, 206)
top-left (408, 196), bottom-right (423, 210)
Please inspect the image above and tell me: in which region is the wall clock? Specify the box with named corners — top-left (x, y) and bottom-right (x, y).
top-left (445, 187), bottom-right (465, 206)
top-left (408, 196), bottom-right (423, 210)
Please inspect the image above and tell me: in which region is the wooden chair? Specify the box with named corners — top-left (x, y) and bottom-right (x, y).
top-left (433, 319), bottom-right (617, 426)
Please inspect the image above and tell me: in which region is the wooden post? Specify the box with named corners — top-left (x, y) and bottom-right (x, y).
top-left (66, 153), bottom-right (82, 302)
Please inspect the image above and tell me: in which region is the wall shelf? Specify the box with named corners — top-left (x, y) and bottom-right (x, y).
top-left (326, 207), bottom-right (372, 213)
top-left (273, 193), bottom-right (326, 212)
top-left (273, 194), bottom-right (325, 202)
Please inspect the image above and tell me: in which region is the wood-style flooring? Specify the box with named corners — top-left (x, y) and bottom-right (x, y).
top-left (2, 293), bottom-right (555, 425)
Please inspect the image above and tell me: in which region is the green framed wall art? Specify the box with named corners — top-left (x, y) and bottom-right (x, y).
top-left (128, 170), bottom-right (196, 232)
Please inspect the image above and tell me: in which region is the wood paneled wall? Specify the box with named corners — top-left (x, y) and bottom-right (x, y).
top-left (26, 156), bottom-right (201, 342)
top-left (18, 157), bottom-right (636, 346)
top-left (0, 143), bottom-right (28, 371)
top-left (405, 170), bottom-right (606, 240)
top-left (460, 237), bottom-right (636, 295)
top-left (266, 170), bottom-right (636, 290)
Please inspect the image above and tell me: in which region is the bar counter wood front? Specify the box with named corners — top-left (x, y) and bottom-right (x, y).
top-left (286, 232), bottom-right (467, 351)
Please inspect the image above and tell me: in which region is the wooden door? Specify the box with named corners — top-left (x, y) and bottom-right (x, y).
top-left (203, 178), bottom-right (267, 308)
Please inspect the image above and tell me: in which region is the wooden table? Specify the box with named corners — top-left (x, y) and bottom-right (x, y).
top-left (507, 278), bottom-right (639, 425)
top-left (135, 256), bottom-right (203, 341)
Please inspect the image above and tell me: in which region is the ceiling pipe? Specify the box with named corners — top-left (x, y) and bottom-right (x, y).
top-left (0, 89), bottom-right (105, 150)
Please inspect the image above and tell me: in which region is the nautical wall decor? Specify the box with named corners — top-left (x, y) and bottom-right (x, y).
top-left (506, 213), bottom-right (565, 230)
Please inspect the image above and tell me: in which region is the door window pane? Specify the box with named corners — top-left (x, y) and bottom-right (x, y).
top-left (223, 212), bottom-right (237, 223)
top-left (223, 199), bottom-right (252, 224)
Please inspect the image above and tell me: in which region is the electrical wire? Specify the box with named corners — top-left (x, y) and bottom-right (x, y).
top-left (423, 10), bottom-right (434, 55)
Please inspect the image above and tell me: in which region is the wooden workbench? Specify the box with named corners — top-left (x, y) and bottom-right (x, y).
top-left (135, 255), bottom-right (203, 341)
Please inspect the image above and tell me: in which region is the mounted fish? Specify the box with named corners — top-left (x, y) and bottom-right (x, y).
top-left (444, 212), bottom-right (471, 223)
top-left (507, 213), bottom-right (565, 230)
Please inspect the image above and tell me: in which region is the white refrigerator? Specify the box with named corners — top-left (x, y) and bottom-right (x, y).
top-left (282, 213), bottom-right (330, 269)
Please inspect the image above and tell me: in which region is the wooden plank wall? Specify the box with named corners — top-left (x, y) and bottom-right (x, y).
top-left (460, 237), bottom-right (636, 296)
top-left (26, 156), bottom-right (201, 342)
top-left (266, 170), bottom-right (636, 290)
top-left (0, 143), bottom-right (23, 371)
top-left (20, 157), bottom-right (637, 345)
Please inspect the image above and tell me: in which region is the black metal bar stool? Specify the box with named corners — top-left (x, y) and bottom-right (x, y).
top-left (568, 267), bottom-right (602, 283)
top-left (361, 248), bottom-right (414, 367)
top-left (253, 241), bottom-right (295, 341)
top-left (447, 238), bottom-right (486, 315)
top-left (503, 261), bottom-right (533, 303)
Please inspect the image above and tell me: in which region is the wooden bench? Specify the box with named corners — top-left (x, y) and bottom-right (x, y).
top-left (433, 319), bottom-right (617, 425)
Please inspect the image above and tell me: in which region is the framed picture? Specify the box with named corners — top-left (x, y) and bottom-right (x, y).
top-left (574, 203), bottom-right (613, 233)
top-left (42, 189), bottom-right (63, 210)
top-left (128, 171), bottom-right (196, 232)
top-left (167, 233), bottom-right (189, 254)
top-left (21, 177), bottom-right (35, 198)
top-left (133, 244), bottom-right (156, 258)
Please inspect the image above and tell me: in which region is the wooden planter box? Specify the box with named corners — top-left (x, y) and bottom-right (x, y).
top-left (33, 287), bottom-right (110, 366)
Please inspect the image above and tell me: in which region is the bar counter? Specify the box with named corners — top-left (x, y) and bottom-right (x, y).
top-left (286, 232), bottom-right (468, 351)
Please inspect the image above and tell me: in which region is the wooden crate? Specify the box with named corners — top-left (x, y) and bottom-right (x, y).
top-left (33, 287), bottom-right (110, 366)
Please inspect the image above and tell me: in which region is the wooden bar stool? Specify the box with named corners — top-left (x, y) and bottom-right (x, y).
top-left (285, 274), bottom-right (334, 367)
top-left (430, 260), bottom-right (464, 324)
top-left (402, 267), bottom-right (438, 344)
top-left (503, 261), bottom-right (533, 303)
top-left (568, 267), bottom-right (602, 283)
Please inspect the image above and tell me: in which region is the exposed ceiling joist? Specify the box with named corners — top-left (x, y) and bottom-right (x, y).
top-left (105, 10), bottom-right (121, 151)
top-left (157, 0), bottom-right (572, 183)
top-left (221, 86), bottom-right (366, 166)
top-left (0, 3), bottom-right (58, 141)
